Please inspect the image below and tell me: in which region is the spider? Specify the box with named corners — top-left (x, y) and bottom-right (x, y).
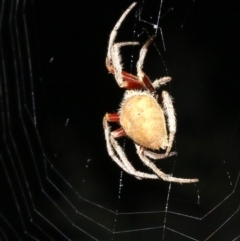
top-left (103, 2), bottom-right (199, 183)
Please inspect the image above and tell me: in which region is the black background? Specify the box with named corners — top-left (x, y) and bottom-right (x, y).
top-left (0, 0), bottom-right (240, 240)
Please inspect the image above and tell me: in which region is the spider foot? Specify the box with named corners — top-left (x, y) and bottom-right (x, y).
top-left (168, 151), bottom-right (177, 157)
top-left (152, 76), bottom-right (172, 89)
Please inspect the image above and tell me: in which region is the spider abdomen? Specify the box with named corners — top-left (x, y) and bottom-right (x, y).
top-left (119, 92), bottom-right (168, 150)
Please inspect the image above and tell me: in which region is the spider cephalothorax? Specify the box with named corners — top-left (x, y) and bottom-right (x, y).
top-left (103, 2), bottom-right (199, 183)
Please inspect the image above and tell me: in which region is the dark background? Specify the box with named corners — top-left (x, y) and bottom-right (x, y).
top-left (0, 0), bottom-right (240, 240)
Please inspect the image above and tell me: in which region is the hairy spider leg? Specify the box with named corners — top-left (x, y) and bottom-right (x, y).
top-left (105, 1), bottom-right (156, 94)
top-left (136, 144), bottom-right (199, 183)
top-left (103, 115), bottom-right (159, 180)
top-left (136, 36), bottom-right (157, 94)
top-left (107, 37), bottom-right (157, 93)
top-left (107, 2), bottom-right (137, 63)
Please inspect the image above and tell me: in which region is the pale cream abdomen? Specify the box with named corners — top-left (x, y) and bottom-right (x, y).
top-left (119, 93), bottom-right (168, 150)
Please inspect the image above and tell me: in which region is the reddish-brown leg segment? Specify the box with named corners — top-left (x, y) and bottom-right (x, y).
top-left (104, 113), bottom-right (126, 138)
top-left (141, 74), bottom-right (156, 94)
top-left (105, 113), bottom-right (120, 122)
top-left (107, 64), bottom-right (147, 90)
top-left (111, 127), bottom-right (126, 138)
top-left (107, 64), bottom-right (156, 92)
top-left (122, 71), bottom-right (147, 90)
top-left (106, 34), bottom-right (156, 92)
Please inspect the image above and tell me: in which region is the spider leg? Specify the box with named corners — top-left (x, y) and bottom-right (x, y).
top-left (106, 65), bottom-right (146, 90)
top-left (121, 71), bottom-right (148, 89)
top-left (107, 41), bottom-right (149, 90)
top-left (107, 2), bottom-right (137, 64)
top-left (105, 113), bottom-right (120, 122)
top-left (109, 42), bottom-right (139, 87)
top-left (103, 115), bottom-right (130, 173)
top-left (136, 36), bottom-right (156, 93)
top-left (136, 37), bottom-right (172, 92)
top-left (110, 136), bottom-right (159, 179)
top-left (111, 127), bottom-right (126, 138)
top-left (103, 113), bottom-right (126, 140)
top-left (162, 91), bottom-right (176, 156)
top-left (135, 144), bottom-right (199, 183)
top-left (103, 115), bottom-right (159, 179)
top-left (152, 77), bottom-right (172, 89)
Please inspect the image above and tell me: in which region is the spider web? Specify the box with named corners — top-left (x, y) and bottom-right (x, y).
top-left (0, 0), bottom-right (240, 240)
